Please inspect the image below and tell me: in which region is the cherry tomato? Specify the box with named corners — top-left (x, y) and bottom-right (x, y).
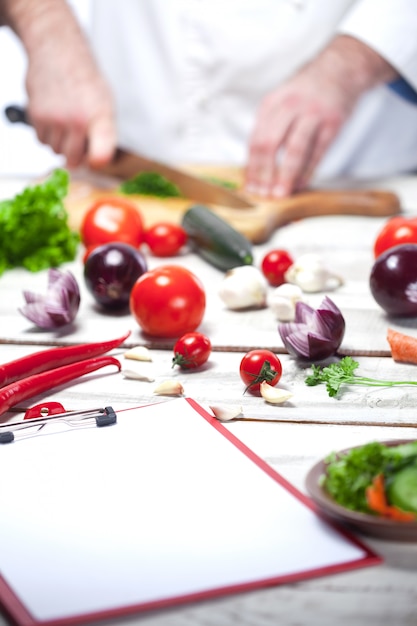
top-left (239, 349), bottom-right (282, 393)
top-left (145, 222), bottom-right (188, 257)
top-left (374, 217), bottom-right (417, 258)
top-left (172, 332), bottom-right (212, 369)
top-left (261, 249), bottom-right (294, 286)
top-left (129, 265), bottom-right (206, 338)
top-left (80, 197), bottom-right (145, 248)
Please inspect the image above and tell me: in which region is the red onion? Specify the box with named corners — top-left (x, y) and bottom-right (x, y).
top-left (84, 242), bottom-right (148, 310)
top-left (278, 296), bottom-right (345, 361)
top-left (19, 269), bottom-right (81, 329)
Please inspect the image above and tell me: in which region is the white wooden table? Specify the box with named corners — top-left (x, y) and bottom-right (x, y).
top-left (1, 175), bottom-right (417, 626)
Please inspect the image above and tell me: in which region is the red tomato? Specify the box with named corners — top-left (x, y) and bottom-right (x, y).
top-left (261, 249), bottom-right (294, 286)
top-left (80, 197), bottom-right (145, 248)
top-left (129, 265), bottom-right (206, 338)
top-left (145, 222), bottom-right (188, 257)
top-left (239, 349), bottom-right (282, 393)
top-left (172, 332), bottom-right (212, 369)
top-left (374, 217), bottom-right (417, 258)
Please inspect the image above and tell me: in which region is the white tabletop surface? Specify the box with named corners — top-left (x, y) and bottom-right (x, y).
top-left (1, 174), bottom-right (417, 626)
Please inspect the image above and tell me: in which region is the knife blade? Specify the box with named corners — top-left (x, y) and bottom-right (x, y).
top-left (4, 105), bottom-right (254, 209)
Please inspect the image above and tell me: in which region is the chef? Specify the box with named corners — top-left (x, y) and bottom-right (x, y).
top-left (1, 0), bottom-right (417, 196)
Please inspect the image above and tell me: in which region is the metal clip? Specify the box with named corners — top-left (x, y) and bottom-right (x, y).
top-left (0, 403), bottom-right (117, 444)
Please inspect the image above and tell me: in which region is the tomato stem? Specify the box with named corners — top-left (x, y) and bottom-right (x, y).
top-left (243, 360), bottom-right (279, 394)
top-left (172, 353), bottom-right (196, 369)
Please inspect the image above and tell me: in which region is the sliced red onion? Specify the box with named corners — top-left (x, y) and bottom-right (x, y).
top-left (19, 269), bottom-right (81, 329)
top-left (278, 296), bottom-right (345, 361)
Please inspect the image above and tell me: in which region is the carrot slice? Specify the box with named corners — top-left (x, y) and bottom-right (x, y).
top-left (386, 506), bottom-right (416, 522)
top-left (366, 473), bottom-right (416, 522)
top-left (366, 474), bottom-right (387, 514)
top-left (387, 328), bottom-right (417, 364)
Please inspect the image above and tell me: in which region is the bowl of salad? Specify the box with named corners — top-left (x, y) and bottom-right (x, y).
top-left (305, 440), bottom-right (417, 541)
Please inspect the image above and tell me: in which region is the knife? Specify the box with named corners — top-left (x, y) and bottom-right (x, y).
top-left (4, 105), bottom-right (254, 209)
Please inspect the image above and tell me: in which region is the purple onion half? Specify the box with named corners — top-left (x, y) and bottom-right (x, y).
top-left (19, 268), bottom-right (81, 329)
top-left (278, 296), bottom-right (345, 361)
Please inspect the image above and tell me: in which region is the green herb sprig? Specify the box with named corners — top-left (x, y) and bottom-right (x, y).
top-left (305, 356), bottom-right (417, 398)
top-left (202, 176), bottom-right (239, 190)
top-left (120, 172), bottom-right (182, 198)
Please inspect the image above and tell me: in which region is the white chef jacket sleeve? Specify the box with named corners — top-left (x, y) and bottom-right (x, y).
top-left (337, 0), bottom-right (417, 93)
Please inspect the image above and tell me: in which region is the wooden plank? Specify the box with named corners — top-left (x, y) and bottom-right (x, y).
top-left (1, 345), bottom-right (417, 429)
top-left (1, 246), bottom-right (417, 355)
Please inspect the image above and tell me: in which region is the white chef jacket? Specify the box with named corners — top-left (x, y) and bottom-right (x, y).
top-left (90, 0), bottom-right (417, 182)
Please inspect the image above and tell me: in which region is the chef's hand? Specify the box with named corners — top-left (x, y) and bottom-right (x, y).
top-left (3, 0), bottom-right (116, 169)
top-left (26, 52), bottom-right (116, 169)
top-left (245, 35), bottom-right (398, 197)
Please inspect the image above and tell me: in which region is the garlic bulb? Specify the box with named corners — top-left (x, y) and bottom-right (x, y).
top-left (284, 253), bottom-right (343, 293)
top-left (268, 283), bottom-right (304, 321)
top-left (260, 382), bottom-right (293, 404)
top-left (218, 265), bottom-right (267, 310)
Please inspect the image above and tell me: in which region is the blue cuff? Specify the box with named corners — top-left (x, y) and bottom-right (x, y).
top-left (389, 78), bottom-right (417, 105)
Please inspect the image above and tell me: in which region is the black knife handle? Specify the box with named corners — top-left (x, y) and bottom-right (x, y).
top-left (4, 105), bottom-right (30, 125)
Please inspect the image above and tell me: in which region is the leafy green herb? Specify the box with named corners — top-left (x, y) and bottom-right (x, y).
top-left (305, 356), bottom-right (417, 398)
top-left (0, 169), bottom-right (79, 276)
top-left (120, 172), bottom-right (182, 197)
top-left (323, 441), bottom-right (417, 513)
top-left (202, 176), bottom-right (239, 190)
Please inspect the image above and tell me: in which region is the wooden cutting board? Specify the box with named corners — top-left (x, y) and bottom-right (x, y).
top-left (65, 165), bottom-right (401, 244)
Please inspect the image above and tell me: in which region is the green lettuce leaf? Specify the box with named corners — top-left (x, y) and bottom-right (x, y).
top-left (324, 440), bottom-right (417, 513)
top-left (0, 169), bottom-right (79, 275)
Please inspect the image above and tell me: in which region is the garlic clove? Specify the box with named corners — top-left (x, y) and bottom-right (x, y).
top-left (122, 368), bottom-right (155, 382)
top-left (285, 253), bottom-right (343, 293)
top-left (209, 404), bottom-right (243, 422)
top-left (260, 381), bottom-right (293, 404)
top-left (153, 380), bottom-right (184, 396)
top-left (268, 283), bottom-right (304, 321)
top-left (124, 346), bottom-right (152, 361)
top-left (218, 265), bottom-right (267, 310)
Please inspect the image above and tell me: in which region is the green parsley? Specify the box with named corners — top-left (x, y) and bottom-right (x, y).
top-left (120, 172), bottom-right (182, 197)
top-left (305, 356), bottom-right (417, 398)
top-left (202, 176), bottom-right (239, 190)
top-left (323, 441), bottom-right (417, 513)
top-left (0, 169), bottom-right (79, 276)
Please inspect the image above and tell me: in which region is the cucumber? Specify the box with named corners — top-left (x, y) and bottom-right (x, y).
top-left (387, 465), bottom-right (417, 513)
top-left (181, 204), bottom-right (254, 271)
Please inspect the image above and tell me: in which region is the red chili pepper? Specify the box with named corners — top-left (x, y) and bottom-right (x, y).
top-left (0, 356), bottom-right (121, 416)
top-left (0, 331), bottom-right (130, 388)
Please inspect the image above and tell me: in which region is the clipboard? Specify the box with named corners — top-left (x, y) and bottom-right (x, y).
top-left (0, 397), bottom-right (380, 626)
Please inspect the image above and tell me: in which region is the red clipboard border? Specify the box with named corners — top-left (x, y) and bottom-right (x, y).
top-left (0, 398), bottom-right (382, 626)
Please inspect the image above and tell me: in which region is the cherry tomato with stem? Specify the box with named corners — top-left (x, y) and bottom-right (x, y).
top-left (130, 265), bottom-right (206, 338)
top-left (172, 332), bottom-right (212, 369)
top-left (239, 349), bottom-right (282, 394)
top-left (80, 197), bottom-right (145, 248)
top-left (145, 222), bottom-right (188, 257)
top-left (261, 249), bottom-right (294, 286)
top-left (374, 216), bottom-right (417, 258)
